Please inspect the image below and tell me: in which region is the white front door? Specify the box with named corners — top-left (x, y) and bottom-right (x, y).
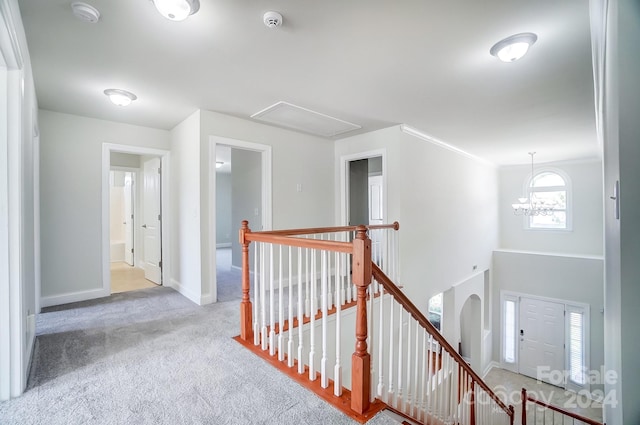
top-left (519, 297), bottom-right (565, 384)
top-left (123, 172), bottom-right (134, 266)
top-left (143, 158), bottom-right (161, 285)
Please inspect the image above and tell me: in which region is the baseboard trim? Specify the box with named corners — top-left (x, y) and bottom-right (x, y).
top-left (40, 287), bottom-right (110, 308)
top-left (483, 361), bottom-right (500, 378)
top-left (216, 243), bottom-right (231, 249)
top-left (200, 292), bottom-right (214, 305)
top-left (169, 278), bottom-right (206, 305)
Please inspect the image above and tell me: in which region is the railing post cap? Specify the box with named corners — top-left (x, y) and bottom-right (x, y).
top-left (355, 225), bottom-right (368, 240)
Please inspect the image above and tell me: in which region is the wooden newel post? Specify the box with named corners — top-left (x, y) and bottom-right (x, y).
top-left (351, 225), bottom-right (372, 414)
top-left (239, 220), bottom-right (253, 341)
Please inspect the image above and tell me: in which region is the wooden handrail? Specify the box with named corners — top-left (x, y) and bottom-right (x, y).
top-left (247, 221), bottom-right (400, 237)
top-left (521, 388), bottom-right (604, 425)
top-left (371, 263), bottom-right (514, 419)
top-left (244, 232), bottom-right (353, 253)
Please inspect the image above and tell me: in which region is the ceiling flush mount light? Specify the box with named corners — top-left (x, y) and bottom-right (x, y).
top-left (263, 11), bottom-right (283, 29)
top-left (152, 0), bottom-right (200, 21)
top-left (215, 161), bottom-right (224, 168)
top-left (512, 152), bottom-right (556, 216)
top-left (71, 2), bottom-right (100, 23)
top-left (490, 32), bottom-right (538, 62)
top-left (104, 89), bottom-right (137, 107)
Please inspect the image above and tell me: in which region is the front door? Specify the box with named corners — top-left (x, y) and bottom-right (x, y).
top-left (519, 297), bottom-right (565, 385)
top-left (143, 158), bottom-right (161, 285)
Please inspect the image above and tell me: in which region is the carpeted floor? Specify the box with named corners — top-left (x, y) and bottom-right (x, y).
top-left (0, 286), bottom-right (399, 425)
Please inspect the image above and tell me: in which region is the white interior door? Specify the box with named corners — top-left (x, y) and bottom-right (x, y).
top-left (123, 172), bottom-right (134, 266)
top-left (143, 158), bottom-right (161, 284)
top-left (368, 174), bottom-right (383, 259)
top-left (519, 297), bottom-right (565, 385)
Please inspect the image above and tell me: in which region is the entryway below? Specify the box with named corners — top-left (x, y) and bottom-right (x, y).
top-left (111, 262), bottom-right (157, 293)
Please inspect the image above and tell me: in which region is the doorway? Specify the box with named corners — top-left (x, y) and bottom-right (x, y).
top-left (340, 150), bottom-right (387, 229)
top-left (211, 137), bottom-right (272, 303)
top-left (102, 144), bottom-right (171, 296)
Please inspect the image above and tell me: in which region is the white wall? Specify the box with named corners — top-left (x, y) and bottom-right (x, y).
top-left (0, 0), bottom-right (39, 400)
top-left (199, 109), bottom-right (335, 303)
top-left (168, 110), bottom-right (202, 304)
top-left (492, 251), bottom-right (605, 395)
top-left (441, 273), bottom-right (489, 374)
top-left (335, 125), bottom-right (500, 312)
top-left (39, 110), bottom-right (169, 305)
top-left (499, 159), bottom-right (603, 256)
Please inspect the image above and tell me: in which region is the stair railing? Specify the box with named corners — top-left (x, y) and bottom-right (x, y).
top-left (521, 388), bottom-right (604, 425)
top-left (371, 263), bottom-right (514, 424)
top-left (238, 221), bottom-right (399, 403)
top-left (238, 221), bottom-right (514, 424)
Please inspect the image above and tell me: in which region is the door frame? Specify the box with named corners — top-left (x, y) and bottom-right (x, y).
top-left (102, 144), bottom-right (171, 294)
top-left (339, 149), bottom-right (388, 227)
top-left (209, 136), bottom-right (272, 303)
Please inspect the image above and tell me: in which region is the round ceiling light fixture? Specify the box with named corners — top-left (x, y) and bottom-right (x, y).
top-left (490, 32), bottom-right (538, 62)
top-left (71, 2), bottom-right (100, 23)
top-left (263, 11), bottom-right (283, 29)
top-left (152, 0), bottom-right (200, 21)
top-left (104, 89), bottom-right (137, 107)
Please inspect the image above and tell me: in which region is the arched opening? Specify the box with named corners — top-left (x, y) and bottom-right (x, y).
top-left (460, 294), bottom-right (482, 372)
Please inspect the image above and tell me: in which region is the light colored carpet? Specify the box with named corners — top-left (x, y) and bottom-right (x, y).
top-left (0, 286), bottom-right (399, 425)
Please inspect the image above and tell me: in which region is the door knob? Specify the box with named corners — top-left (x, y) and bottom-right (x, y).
top-left (142, 224), bottom-right (147, 228)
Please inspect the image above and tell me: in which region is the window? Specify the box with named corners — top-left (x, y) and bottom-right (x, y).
top-left (526, 170), bottom-right (571, 230)
top-left (567, 306), bottom-right (586, 386)
top-left (428, 293), bottom-right (443, 331)
top-left (504, 299), bottom-right (516, 363)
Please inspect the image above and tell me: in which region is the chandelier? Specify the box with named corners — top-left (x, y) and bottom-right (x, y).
top-left (512, 152), bottom-right (556, 216)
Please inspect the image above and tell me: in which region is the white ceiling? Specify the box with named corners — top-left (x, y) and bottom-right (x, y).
top-left (17, 0), bottom-right (598, 165)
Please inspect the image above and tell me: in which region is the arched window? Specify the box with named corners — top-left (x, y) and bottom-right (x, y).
top-left (526, 169), bottom-right (571, 230)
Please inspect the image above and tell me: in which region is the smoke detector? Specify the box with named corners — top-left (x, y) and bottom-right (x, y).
top-left (71, 2), bottom-right (100, 23)
top-left (263, 11), bottom-right (282, 29)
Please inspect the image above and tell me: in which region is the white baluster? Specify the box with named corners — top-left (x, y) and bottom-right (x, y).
top-left (287, 246), bottom-right (294, 367)
top-left (305, 244), bottom-right (310, 317)
top-left (297, 247), bottom-right (304, 374)
top-left (397, 309), bottom-right (404, 412)
top-left (377, 284), bottom-right (385, 398)
top-left (278, 245), bottom-right (284, 361)
top-left (327, 235), bottom-right (333, 310)
top-left (309, 249), bottom-right (316, 381)
top-left (426, 336), bottom-right (433, 416)
top-left (449, 353), bottom-right (457, 423)
top-left (260, 243), bottom-right (267, 351)
top-left (419, 332), bottom-right (427, 422)
top-left (320, 250), bottom-right (328, 388)
top-left (253, 242), bottom-right (260, 346)
top-left (269, 244), bottom-right (276, 356)
top-left (334, 250), bottom-right (342, 396)
top-left (413, 319), bottom-right (419, 418)
top-left (405, 318), bottom-right (412, 414)
top-left (387, 299), bottom-right (395, 406)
